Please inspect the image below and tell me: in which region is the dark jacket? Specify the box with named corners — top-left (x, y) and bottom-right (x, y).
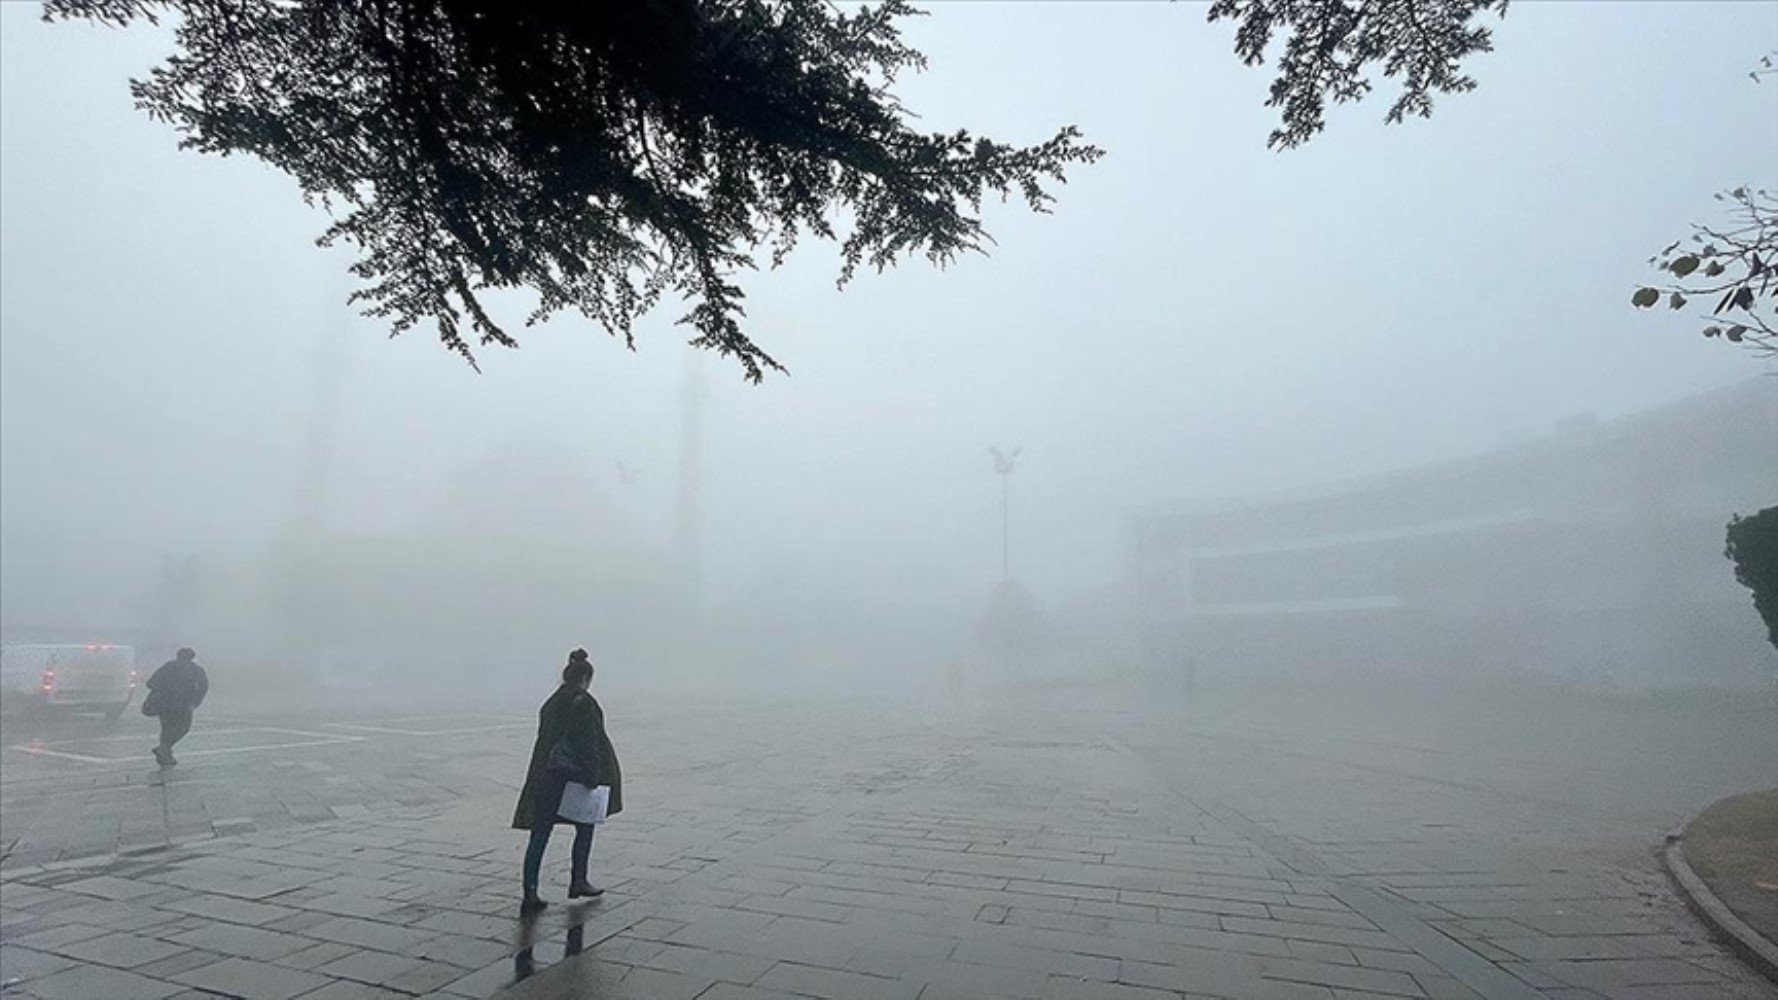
top-left (511, 686), bottom-right (623, 830)
top-left (145, 659), bottom-right (209, 715)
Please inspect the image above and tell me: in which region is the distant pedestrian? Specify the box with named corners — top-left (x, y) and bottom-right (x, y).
top-left (512, 648), bottom-right (623, 913)
top-left (143, 647), bottom-right (208, 767)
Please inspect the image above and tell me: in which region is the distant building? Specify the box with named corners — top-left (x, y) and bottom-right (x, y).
top-left (1126, 380), bottom-right (1778, 689)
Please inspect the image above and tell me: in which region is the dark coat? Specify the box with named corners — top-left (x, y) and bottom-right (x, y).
top-left (144, 659), bottom-right (209, 715)
top-left (511, 686), bottom-right (623, 830)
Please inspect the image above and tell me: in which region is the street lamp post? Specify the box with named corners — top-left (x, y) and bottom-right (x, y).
top-left (989, 446), bottom-right (1021, 581)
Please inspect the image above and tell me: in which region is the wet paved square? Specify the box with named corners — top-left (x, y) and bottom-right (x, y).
top-left (2, 683), bottom-right (1775, 999)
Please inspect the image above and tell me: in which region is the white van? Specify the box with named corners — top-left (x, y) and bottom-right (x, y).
top-left (0, 644), bottom-right (138, 720)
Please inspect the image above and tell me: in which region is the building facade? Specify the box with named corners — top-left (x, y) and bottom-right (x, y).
top-left (1127, 380), bottom-right (1778, 689)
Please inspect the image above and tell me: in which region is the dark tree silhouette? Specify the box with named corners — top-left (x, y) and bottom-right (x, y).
top-left (48, 0), bottom-right (1509, 375)
top-left (1207, 0), bottom-right (1508, 150)
top-left (1726, 507), bottom-right (1778, 655)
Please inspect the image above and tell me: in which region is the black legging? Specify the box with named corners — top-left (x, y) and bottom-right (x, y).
top-left (159, 709), bottom-right (193, 751)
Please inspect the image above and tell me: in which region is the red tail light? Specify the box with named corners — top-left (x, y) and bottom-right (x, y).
top-left (40, 669), bottom-right (55, 693)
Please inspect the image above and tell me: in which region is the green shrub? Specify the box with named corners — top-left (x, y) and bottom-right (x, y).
top-left (1726, 506), bottom-right (1778, 652)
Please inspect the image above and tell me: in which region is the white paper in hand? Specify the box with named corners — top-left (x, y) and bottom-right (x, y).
top-left (558, 782), bottom-right (610, 825)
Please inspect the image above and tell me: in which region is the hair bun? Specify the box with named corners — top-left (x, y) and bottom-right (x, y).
top-left (568, 648), bottom-right (589, 663)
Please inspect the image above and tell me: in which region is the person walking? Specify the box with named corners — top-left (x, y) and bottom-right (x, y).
top-left (143, 647), bottom-right (209, 767)
top-left (512, 648), bottom-right (622, 913)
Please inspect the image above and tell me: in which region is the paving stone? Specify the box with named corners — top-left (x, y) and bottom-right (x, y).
top-left (629, 942), bottom-right (775, 984)
top-left (385, 958), bottom-right (465, 994)
top-left (694, 985), bottom-right (810, 1000)
top-left (0, 945), bottom-right (76, 986)
top-left (313, 948), bottom-right (427, 986)
top-left (1255, 955), bottom-right (1427, 997)
top-left (55, 875), bottom-right (163, 902)
top-left (753, 960), bottom-right (920, 1000)
top-left (290, 981), bottom-right (410, 1000)
top-left (300, 915), bottom-right (439, 954)
top-left (1039, 973), bottom-right (1177, 1000)
top-left (172, 955), bottom-right (333, 999)
top-left (20, 962), bottom-right (183, 999)
top-left (155, 894), bottom-right (300, 928)
top-left (274, 940), bottom-right (360, 970)
top-left (408, 934), bottom-right (514, 970)
top-left (132, 948), bottom-right (222, 979)
top-left (51, 931), bottom-right (188, 969)
top-left (169, 922), bottom-right (316, 961)
top-left (5, 923), bottom-right (112, 954)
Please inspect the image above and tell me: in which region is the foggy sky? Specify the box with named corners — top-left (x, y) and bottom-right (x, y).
top-left (2, 1), bottom-right (1775, 634)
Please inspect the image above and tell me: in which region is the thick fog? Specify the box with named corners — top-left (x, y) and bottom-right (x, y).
top-left (2, 2), bottom-right (1775, 709)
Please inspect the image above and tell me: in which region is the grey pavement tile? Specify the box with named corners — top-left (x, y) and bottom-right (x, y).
top-left (408, 934), bottom-right (515, 970)
top-left (1266, 905), bottom-right (1385, 932)
top-left (1344, 948), bottom-right (1446, 979)
top-left (0, 946), bottom-right (76, 986)
top-left (19, 963), bottom-right (184, 1000)
top-left (1119, 953), bottom-right (1265, 997)
top-left (1254, 956), bottom-right (1427, 997)
top-left (926, 872), bottom-right (1008, 891)
top-left (753, 960), bottom-right (919, 1000)
top-left (132, 948), bottom-right (223, 980)
top-left (6, 923), bottom-right (113, 954)
top-left (1002, 906), bottom-right (1123, 936)
top-left (273, 941), bottom-right (360, 970)
top-left (788, 884), bottom-right (953, 919)
top-left (384, 959), bottom-right (464, 994)
top-left (289, 981), bottom-right (410, 1000)
top-left (435, 959), bottom-right (519, 999)
top-left (731, 894), bottom-right (858, 924)
top-left (909, 959), bottom-right (1049, 998)
top-left (313, 949), bottom-right (427, 986)
top-left (52, 931), bottom-right (188, 969)
top-left (1003, 879), bottom-right (1121, 903)
top-left (155, 894), bottom-right (301, 928)
top-left (1039, 973), bottom-right (1176, 1000)
top-left (1116, 887), bottom-right (1277, 918)
top-left (170, 922), bottom-right (317, 961)
top-left (947, 941), bottom-right (1116, 981)
top-left (173, 955), bottom-right (333, 999)
top-left (1488, 934), bottom-right (1649, 961)
top-left (587, 965), bottom-right (716, 1000)
top-left (1221, 915), bottom-right (1405, 952)
top-left (42, 899), bottom-right (168, 934)
top-left (1535, 957), bottom-right (1728, 992)
top-left (693, 984), bottom-right (809, 1000)
top-left (298, 915), bottom-right (439, 954)
top-left (632, 942), bottom-right (776, 984)
top-left (1286, 939), bottom-right (1358, 965)
top-left (409, 910), bottom-right (514, 940)
top-left (293, 894), bottom-right (405, 920)
top-left (1410, 975), bottom-right (1486, 1000)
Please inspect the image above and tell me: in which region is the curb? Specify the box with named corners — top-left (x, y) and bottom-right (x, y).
top-left (1663, 821), bottom-right (1778, 985)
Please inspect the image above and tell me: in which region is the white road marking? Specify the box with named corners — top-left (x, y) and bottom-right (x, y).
top-left (5, 728), bottom-right (363, 764)
top-left (2, 715), bottom-right (522, 767)
top-left (323, 722), bottom-right (532, 736)
top-left (10, 728), bottom-right (277, 747)
top-left (4, 746), bottom-right (115, 763)
top-left (174, 736), bottom-right (363, 758)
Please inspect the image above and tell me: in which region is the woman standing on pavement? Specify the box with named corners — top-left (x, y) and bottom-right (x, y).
top-left (512, 648), bottom-right (623, 913)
